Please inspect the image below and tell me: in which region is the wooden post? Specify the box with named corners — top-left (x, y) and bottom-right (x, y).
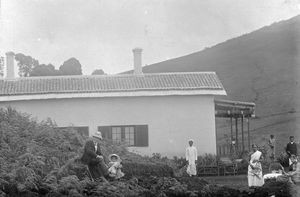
top-left (230, 115), bottom-right (233, 153)
top-left (215, 116), bottom-right (218, 157)
top-left (247, 117), bottom-right (251, 151)
top-left (235, 117), bottom-right (238, 152)
top-left (241, 113), bottom-right (244, 153)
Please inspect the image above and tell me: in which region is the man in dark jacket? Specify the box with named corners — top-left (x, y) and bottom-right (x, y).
top-left (286, 136), bottom-right (298, 156)
top-left (81, 131), bottom-right (109, 181)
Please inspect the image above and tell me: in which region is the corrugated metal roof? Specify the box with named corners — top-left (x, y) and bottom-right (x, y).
top-left (0, 72), bottom-right (224, 96)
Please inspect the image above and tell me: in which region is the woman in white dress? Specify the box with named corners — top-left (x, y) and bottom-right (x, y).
top-left (248, 144), bottom-right (264, 187)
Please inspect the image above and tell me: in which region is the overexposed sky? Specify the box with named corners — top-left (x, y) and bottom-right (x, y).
top-left (1, 0), bottom-right (300, 74)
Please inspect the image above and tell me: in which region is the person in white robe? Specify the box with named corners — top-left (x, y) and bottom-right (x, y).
top-left (248, 144), bottom-right (264, 187)
top-left (186, 139), bottom-right (198, 176)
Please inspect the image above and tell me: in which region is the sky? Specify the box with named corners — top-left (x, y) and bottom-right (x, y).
top-left (1, 0), bottom-right (300, 75)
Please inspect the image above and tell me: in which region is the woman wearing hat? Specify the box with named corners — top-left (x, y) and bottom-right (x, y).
top-left (81, 131), bottom-right (109, 181)
top-left (248, 144), bottom-right (264, 187)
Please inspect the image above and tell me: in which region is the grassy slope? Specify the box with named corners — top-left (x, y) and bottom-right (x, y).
top-left (136, 15), bottom-right (300, 155)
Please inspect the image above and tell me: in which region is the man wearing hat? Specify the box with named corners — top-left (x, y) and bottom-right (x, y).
top-left (93, 131), bottom-right (103, 156)
top-left (81, 131), bottom-right (109, 181)
top-left (186, 139), bottom-right (198, 177)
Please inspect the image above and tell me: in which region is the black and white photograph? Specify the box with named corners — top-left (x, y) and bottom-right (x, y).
top-left (0, 0), bottom-right (299, 196)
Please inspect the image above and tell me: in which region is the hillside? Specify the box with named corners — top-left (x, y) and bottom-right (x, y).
top-left (135, 15), bottom-right (300, 155)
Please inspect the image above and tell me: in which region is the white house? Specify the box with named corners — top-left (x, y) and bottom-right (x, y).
top-left (0, 49), bottom-right (226, 157)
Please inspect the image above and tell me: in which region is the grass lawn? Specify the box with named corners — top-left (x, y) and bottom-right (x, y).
top-left (202, 175), bottom-right (249, 191)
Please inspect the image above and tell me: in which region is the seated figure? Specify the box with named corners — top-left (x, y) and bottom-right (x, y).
top-left (289, 154), bottom-right (298, 171)
top-left (108, 154), bottom-right (125, 179)
top-left (81, 132), bottom-right (109, 182)
top-left (286, 157), bottom-right (300, 184)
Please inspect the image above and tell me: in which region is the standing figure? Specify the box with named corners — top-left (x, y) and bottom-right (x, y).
top-left (286, 136), bottom-right (298, 169)
top-left (286, 136), bottom-right (298, 157)
top-left (267, 135), bottom-right (275, 160)
top-left (108, 154), bottom-right (125, 179)
top-left (185, 139), bottom-right (198, 177)
top-left (81, 131), bottom-right (109, 182)
top-left (248, 144), bottom-right (264, 187)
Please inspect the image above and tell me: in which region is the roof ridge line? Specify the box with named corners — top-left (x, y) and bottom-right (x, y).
top-left (0, 71), bottom-right (217, 81)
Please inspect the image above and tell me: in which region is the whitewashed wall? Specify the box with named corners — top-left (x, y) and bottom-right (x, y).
top-left (0, 95), bottom-right (217, 157)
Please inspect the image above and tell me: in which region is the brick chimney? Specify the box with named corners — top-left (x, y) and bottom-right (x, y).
top-left (132, 48), bottom-right (143, 75)
top-left (5, 52), bottom-right (15, 79)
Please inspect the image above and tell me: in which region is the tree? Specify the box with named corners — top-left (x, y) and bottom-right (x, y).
top-left (30, 64), bottom-right (61, 76)
top-left (15, 53), bottom-right (39, 77)
top-left (13, 52), bottom-right (84, 77)
top-left (59, 58), bottom-right (82, 75)
top-left (91, 69), bottom-right (106, 75)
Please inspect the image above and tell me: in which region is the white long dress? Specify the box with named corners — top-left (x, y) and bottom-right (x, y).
top-left (248, 150), bottom-right (264, 187)
top-left (186, 146), bottom-right (197, 176)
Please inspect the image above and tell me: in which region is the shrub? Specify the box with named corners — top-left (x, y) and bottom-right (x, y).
top-left (173, 156), bottom-right (186, 169)
top-left (197, 154), bottom-right (218, 166)
top-left (58, 175), bottom-right (81, 195)
top-left (236, 159), bottom-right (248, 174)
top-left (123, 161), bottom-right (174, 178)
top-left (56, 157), bottom-right (91, 181)
top-left (0, 107), bottom-right (86, 195)
top-left (255, 179), bottom-right (292, 197)
top-left (0, 107), bottom-right (86, 178)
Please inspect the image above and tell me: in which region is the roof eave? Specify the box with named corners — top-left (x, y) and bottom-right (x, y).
top-left (0, 89), bottom-right (226, 102)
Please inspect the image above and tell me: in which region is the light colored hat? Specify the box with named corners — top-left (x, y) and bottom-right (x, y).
top-left (92, 131), bottom-right (103, 140)
top-left (188, 139), bottom-right (194, 142)
top-left (108, 154), bottom-right (122, 162)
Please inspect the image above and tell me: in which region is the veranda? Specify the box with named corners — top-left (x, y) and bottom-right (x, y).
top-left (197, 99), bottom-right (255, 176)
top-left (215, 99), bottom-right (256, 156)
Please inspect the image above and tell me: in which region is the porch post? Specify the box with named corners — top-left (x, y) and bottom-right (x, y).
top-left (247, 117), bottom-right (250, 151)
top-left (235, 117), bottom-right (238, 153)
top-left (241, 112), bottom-right (244, 153)
top-left (230, 115), bottom-right (233, 153)
top-left (215, 117), bottom-right (218, 157)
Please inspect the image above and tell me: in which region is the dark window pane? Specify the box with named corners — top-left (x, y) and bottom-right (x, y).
top-left (98, 126), bottom-right (112, 139)
top-left (135, 125), bottom-right (148, 147)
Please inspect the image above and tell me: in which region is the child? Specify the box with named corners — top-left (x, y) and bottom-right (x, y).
top-left (108, 154), bottom-right (125, 179)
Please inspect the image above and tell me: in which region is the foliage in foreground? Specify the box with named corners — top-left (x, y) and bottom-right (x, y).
top-left (0, 107), bottom-right (295, 197)
top-left (0, 107), bottom-right (173, 196)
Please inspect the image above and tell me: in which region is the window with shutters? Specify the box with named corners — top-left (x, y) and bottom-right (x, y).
top-left (98, 125), bottom-right (148, 147)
